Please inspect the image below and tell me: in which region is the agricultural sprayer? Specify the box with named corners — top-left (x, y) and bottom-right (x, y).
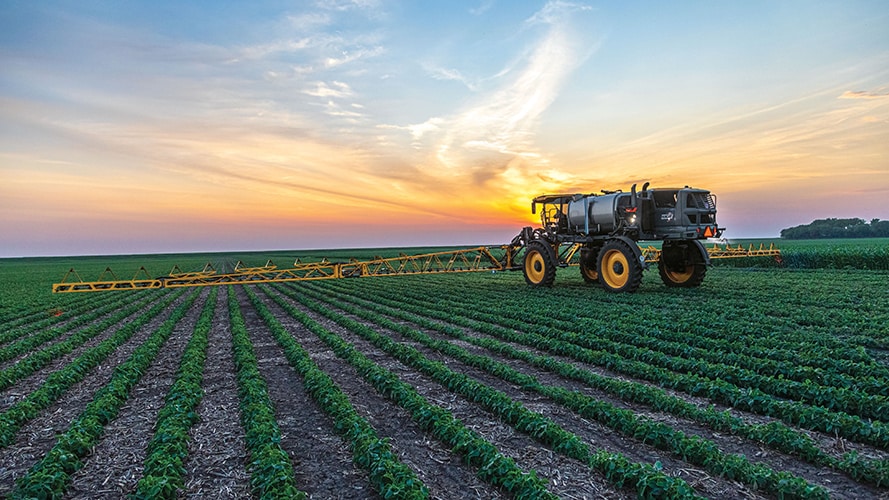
top-left (53, 184), bottom-right (780, 294)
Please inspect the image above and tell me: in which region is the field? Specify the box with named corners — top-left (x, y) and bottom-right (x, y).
top-left (1, 239), bottom-right (888, 499)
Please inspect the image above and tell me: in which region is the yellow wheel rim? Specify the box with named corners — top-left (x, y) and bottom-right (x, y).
top-left (581, 264), bottom-right (598, 281)
top-left (601, 249), bottom-right (629, 289)
top-left (664, 267), bottom-right (693, 283)
top-left (525, 251), bottom-right (546, 284)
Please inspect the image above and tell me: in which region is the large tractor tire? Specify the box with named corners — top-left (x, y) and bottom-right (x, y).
top-left (579, 246), bottom-right (600, 285)
top-left (598, 239), bottom-right (643, 293)
top-left (658, 240), bottom-right (707, 287)
top-left (523, 240), bottom-right (557, 287)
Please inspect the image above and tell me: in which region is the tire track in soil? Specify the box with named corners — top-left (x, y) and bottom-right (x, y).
top-left (234, 286), bottom-right (375, 499)
top-left (182, 286), bottom-right (250, 499)
top-left (266, 285), bottom-right (631, 500)
top-left (0, 290), bottom-right (193, 496)
top-left (0, 292), bottom-right (164, 411)
top-left (249, 287), bottom-right (502, 500)
top-left (64, 289), bottom-right (211, 498)
top-left (389, 312), bottom-right (887, 500)
top-left (291, 285), bottom-right (768, 500)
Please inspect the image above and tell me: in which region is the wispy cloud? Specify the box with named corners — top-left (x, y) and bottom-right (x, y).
top-left (323, 45), bottom-right (385, 68)
top-left (304, 81), bottom-right (354, 98)
top-left (424, 65), bottom-right (479, 91)
top-left (839, 90), bottom-right (889, 99)
top-left (394, 1), bottom-right (597, 192)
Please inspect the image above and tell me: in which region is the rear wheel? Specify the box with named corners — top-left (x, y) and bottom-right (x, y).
top-left (598, 240), bottom-right (643, 293)
top-left (523, 241), bottom-right (557, 287)
top-left (659, 241), bottom-right (707, 287)
top-left (579, 246), bottom-right (600, 284)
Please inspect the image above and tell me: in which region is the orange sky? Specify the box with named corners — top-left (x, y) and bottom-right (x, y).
top-left (1, 1), bottom-right (888, 257)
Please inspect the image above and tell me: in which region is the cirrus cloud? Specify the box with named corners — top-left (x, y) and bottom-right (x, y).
top-left (839, 90), bottom-right (889, 99)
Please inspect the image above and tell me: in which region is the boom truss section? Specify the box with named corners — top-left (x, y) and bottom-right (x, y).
top-left (52, 243), bottom-right (781, 293)
top-left (639, 243), bottom-right (782, 263)
top-left (52, 247), bottom-right (512, 293)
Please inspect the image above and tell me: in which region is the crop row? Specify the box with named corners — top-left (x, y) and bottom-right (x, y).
top-left (310, 281), bottom-right (889, 487)
top-left (250, 285), bottom-right (558, 499)
top-left (0, 290), bottom-right (187, 447)
top-left (8, 289), bottom-right (202, 498)
top-left (226, 288), bottom-right (306, 499)
top-left (0, 290), bottom-right (130, 346)
top-left (0, 286), bottom-right (108, 329)
top-left (239, 286), bottom-right (429, 498)
top-left (436, 274), bottom-right (887, 383)
top-left (484, 305), bottom-right (888, 403)
top-left (463, 307), bottom-right (888, 421)
top-left (270, 284), bottom-right (709, 499)
top-left (446, 269), bottom-right (881, 358)
top-left (132, 287), bottom-right (219, 498)
top-left (287, 283), bottom-right (828, 499)
top-left (532, 306), bottom-right (887, 393)
top-left (335, 278), bottom-right (889, 450)
top-left (0, 291), bottom-right (157, 366)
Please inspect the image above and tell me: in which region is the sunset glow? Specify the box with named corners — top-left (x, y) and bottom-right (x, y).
top-left (2, 1), bottom-right (888, 257)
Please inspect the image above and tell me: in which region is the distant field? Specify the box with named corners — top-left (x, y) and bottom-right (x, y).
top-left (0, 246), bottom-right (471, 314)
top-left (715, 237), bottom-right (889, 270)
top-left (1, 240), bottom-right (888, 498)
top-left (2, 238), bottom-right (887, 311)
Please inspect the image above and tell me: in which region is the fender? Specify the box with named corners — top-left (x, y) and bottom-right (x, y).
top-left (610, 235), bottom-right (649, 270)
top-left (689, 239), bottom-right (711, 266)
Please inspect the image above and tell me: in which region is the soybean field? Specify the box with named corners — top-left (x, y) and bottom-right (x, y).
top-left (1, 240), bottom-right (888, 499)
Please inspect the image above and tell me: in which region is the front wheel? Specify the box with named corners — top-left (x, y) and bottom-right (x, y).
top-left (659, 241), bottom-right (707, 287)
top-left (523, 241), bottom-right (557, 287)
top-left (598, 240), bottom-right (643, 293)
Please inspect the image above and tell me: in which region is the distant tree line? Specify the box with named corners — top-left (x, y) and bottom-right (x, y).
top-left (780, 218), bottom-right (889, 239)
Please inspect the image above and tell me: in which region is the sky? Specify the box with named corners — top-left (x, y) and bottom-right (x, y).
top-left (1, 0), bottom-right (888, 257)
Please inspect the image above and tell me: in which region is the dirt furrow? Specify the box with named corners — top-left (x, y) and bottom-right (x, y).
top-left (0, 291), bottom-right (193, 495)
top-left (250, 286), bottom-right (508, 500)
top-left (474, 319), bottom-right (889, 465)
top-left (0, 293), bottom-right (163, 411)
top-left (396, 310), bottom-right (886, 499)
top-left (335, 283), bottom-right (889, 467)
top-left (182, 286), bottom-right (251, 499)
top-left (64, 289), bottom-right (211, 498)
top-left (234, 286), bottom-right (376, 498)
top-left (265, 285), bottom-right (634, 500)
top-left (0, 293), bottom-right (153, 373)
top-left (291, 286), bottom-right (774, 500)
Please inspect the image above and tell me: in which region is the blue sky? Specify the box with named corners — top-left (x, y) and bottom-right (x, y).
top-left (1, 1), bottom-right (888, 257)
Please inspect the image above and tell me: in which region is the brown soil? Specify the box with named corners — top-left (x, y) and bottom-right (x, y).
top-left (182, 286), bottom-right (251, 499)
top-left (2, 280), bottom-right (886, 499)
top-left (65, 289), bottom-right (211, 497)
top-left (0, 290), bottom-right (195, 496)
